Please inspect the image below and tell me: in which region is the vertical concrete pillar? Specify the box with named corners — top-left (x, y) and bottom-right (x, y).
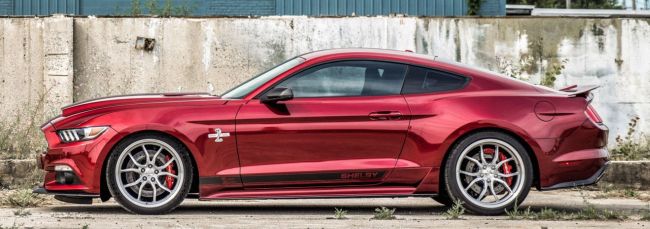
top-left (42, 15), bottom-right (73, 117)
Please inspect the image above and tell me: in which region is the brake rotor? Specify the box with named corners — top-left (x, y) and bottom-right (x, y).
top-left (463, 146), bottom-right (508, 196)
top-left (124, 151), bottom-right (166, 198)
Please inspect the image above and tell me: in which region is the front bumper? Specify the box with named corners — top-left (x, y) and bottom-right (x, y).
top-left (38, 126), bottom-right (118, 194)
top-left (33, 187), bottom-right (97, 204)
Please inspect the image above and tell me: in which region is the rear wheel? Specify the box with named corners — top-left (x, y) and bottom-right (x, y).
top-left (444, 131), bottom-right (532, 215)
top-left (106, 134), bottom-right (193, 214)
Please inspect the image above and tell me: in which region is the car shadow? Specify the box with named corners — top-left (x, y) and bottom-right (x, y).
top-left (47, 201), bottom-right (449, 215)
top-left (45, 199), bottom-right (589, 215)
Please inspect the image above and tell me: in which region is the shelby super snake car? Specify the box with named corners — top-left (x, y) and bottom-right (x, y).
top-left (35, 49), bottom-right (609, 215)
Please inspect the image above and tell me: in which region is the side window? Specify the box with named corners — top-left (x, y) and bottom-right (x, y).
top-left (402, 66), bottom-right (469, 94)
top-left (276, 61), bottom-right (407, 98)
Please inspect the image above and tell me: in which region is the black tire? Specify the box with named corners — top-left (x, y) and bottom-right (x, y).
top-left (432, 195), bottom-right (453, 207)
top-left (433, 167), bottom-right (453, 207)
top-left (106, 133), bottom-right (193, 214)
top-left (443, 131), bottom-right (533, 215)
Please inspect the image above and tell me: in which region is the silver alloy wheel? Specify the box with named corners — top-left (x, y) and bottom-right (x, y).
top-left (455, 139), bottom-right (525, 209)
top-left (115, 139), bottom-right (184, 208)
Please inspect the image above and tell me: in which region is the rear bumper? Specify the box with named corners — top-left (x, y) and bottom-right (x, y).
top-left (537, 116), bottom-right (610, 189)
top-left (538, 147), bottom-right (609, 190)
top-left (541, 161), bottom-right (609, 190)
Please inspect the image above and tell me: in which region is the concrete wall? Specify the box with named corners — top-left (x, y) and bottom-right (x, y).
top-left (0, 15), bottom-right (73, 123)
top-left (0, 16), bottom-right (73, 159)
top-left (0, 159), bottom-right (38, 188)
top-left (1, 16), bottom-right (649, 151)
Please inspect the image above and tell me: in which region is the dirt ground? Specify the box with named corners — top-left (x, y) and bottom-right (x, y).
top-left (1, 190), bottom-right (649, 228)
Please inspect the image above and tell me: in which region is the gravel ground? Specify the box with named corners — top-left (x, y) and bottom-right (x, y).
top-left (1, 190), bottom-right (649, 228)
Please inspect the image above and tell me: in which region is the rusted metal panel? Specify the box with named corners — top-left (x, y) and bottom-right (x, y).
top-left (277, 0), bottom-right (470, 16)
top-left (12, 0), bottom-right (79, 16)
top-left (0, 0), bottom-right (506, 17)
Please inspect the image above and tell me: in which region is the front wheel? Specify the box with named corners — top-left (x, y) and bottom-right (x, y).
top-left (106, 134), bottom-right (193, 214)
top-left (444, 131), bottom-right (533, 215)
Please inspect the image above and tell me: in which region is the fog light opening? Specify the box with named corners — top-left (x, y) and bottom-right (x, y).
top-left (55, 171), bottom-right (77, 185)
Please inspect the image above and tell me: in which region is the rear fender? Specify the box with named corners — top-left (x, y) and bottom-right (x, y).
top-left (438, 120), bottom-right (542, 168)
top-left (415, 120), bottom-right (542, 193)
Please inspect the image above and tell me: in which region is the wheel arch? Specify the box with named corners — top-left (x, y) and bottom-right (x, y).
top-left (99, 129), bottom-right (200, 201)
top-left (437, 125), bottom-right (542, 198)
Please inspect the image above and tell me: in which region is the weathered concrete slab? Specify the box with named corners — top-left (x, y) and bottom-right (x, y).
top-left (0, 18), bottom-right (46, 121)
top-left (1, 16), bottom-right (650, 150)
top-left (0, 159), bottom-right (38, 188)
top-left (43, 15), bottom-right (74, 119)
top-left (68, 17), bottom-right (650, 145)
top-left (601, 161), bottom-right (650, 190)
top-left (0, 16), bottom-right (73, 122)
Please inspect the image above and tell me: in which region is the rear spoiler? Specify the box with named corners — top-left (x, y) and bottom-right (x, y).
top-left (558, 85), bottom-right (600, 99)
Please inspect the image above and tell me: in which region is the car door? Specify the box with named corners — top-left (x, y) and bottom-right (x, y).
top-left (235, 60), bottom-right (411, 188)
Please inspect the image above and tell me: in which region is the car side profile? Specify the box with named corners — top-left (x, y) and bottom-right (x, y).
top-left (35, 49), bottom-right (609, 215)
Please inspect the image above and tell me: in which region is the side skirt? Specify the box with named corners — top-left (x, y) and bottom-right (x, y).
top-left (200, 186), bottom-right (433, 200)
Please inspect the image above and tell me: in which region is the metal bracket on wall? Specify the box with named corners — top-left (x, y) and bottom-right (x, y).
top-left (135, 37), bottom-right (155, 51)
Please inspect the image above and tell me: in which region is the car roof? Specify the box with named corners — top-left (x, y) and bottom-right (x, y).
top-left (299, 48), bottom-right (544, 93)
top-left (299, 48), bottom-right (436, 62)
top-left (299, 48), bottom-right (496, 76)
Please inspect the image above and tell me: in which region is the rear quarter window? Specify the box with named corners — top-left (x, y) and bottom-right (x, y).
top-left (402, 66), bottom-right (469, 94)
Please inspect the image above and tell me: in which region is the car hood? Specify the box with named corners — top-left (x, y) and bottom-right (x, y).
top-left (61, 93), bottom-right (220, 117)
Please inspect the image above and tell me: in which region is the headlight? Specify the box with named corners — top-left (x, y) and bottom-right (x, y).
top-left (57, 126), bottom-right (108, 143)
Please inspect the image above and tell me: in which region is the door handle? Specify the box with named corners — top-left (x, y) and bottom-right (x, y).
top-left (368, 111), bottom-right (402, 120)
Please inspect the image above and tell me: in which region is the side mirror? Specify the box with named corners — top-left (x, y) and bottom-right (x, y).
top-left (261, 87), bottom-right (294, 104)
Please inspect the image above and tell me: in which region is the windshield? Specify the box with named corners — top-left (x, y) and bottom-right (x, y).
top-left (221, 57), bottom-right (306, 99)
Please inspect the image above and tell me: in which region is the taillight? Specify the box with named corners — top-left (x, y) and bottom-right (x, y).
top-left (585, 105), bottom-right (603, 124)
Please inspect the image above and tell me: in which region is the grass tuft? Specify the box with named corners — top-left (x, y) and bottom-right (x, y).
top-left (2, 189), bottom-right (46, 208)
top-left (12, 208), bottom-right (31, 217)
top-left (641, 205), bottom-right (650, 221)
top-left (623, 188), bottom-right (638, 198)
top-left (573, 206), bottom-right (627, 221)
top-left (333, 208), bottom-right (348, 220)
top-left (574, 190), bottom-right (628, 221)
top-left (0, 89), bottom-right (52, 161)
top-left (444, 200), bottom-right (465, 220)
top-left (372, 207), bottom-right (396, 220)
top-left (610, 116), bottom-right (650, 160)
top-left (506, 200), bottom-right (534, 220)
top-left (536, 208), bottom-right (563, 220)
top-left (506, 191), bottom-right (630, 221)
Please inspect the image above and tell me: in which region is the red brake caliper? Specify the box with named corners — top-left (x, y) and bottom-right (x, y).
top-left (483, 147), bottom-right (513, 186)
top-left (165, 155), bottom-right (176, 189)
top-left (499, 152), bottom-right (513, 186)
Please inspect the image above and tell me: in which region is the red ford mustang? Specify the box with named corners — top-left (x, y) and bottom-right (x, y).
top-left (35, 49), bottom-right (609, 215)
